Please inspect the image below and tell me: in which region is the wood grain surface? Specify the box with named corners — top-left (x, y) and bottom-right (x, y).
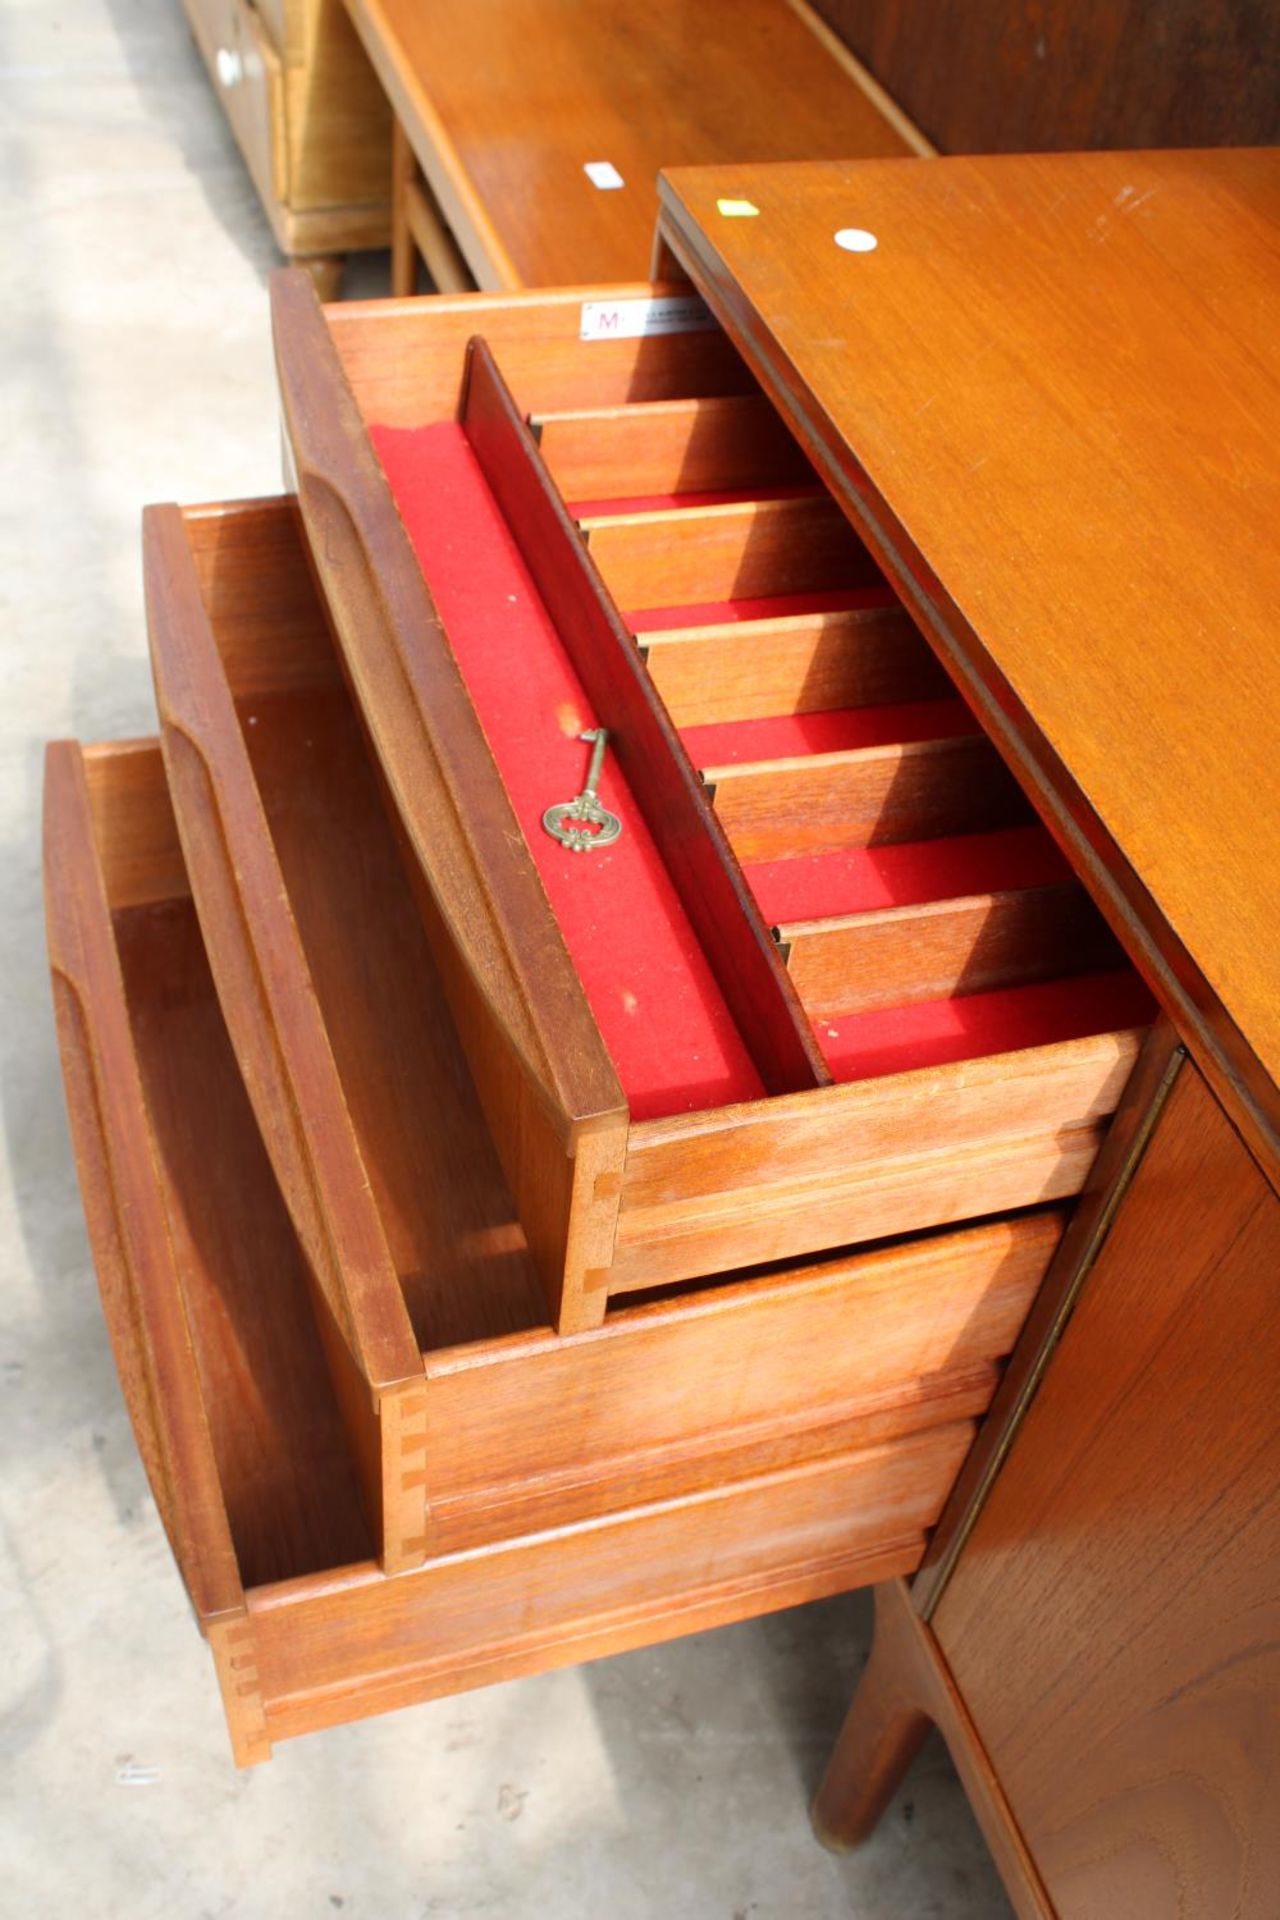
top-left (533, 393), bottom-right (813, 500)
top-left (705, 733), bottom-right (1027, 864)
top-left (421, 1210), bottom-right (1063, 1541)
top-left (580, 492), bottom-right (880, 609)
top-left (781, 882), bottom-right (1121, 1020)
top-left (814, 0), bottom-right (1280, 154)
top-left (245, 1417), bottom-right (967, 1743)
top-left (44, 741), bottom-right (372, 1605)
top-left (320, 277), bottom-right (757, 431)
top-left (658, 150), bottom-right (1280, 1166)
top-left (934, 1065), bottom-right (1280, 1917)
top-left (340, 0), bottom-right (921, 286)
top-left (640, 603), bottom-right (942, 729)
top-left (613, 1031), bottom-right (1140, 1290)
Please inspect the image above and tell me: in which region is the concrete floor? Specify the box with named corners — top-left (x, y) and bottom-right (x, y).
top-left (0, 2), bottom-right (1014, 1913)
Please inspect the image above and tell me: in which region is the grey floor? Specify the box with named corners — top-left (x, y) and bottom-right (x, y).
top-left (0, 2), bottom-right (1013, 1913)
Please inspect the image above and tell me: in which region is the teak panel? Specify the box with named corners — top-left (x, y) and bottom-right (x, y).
top-left (533, 394), bottom-right (814, 500)
top-left (613, 1032), bottom-right (1139, 1290)
top-left (144, 504), bottom-right (422, 1397)
top-left (145, 498), bottom-right (545, 1358)
top-left (814, 0), bottom-right (1280, 153)
top-left (781, 884), bottom-right (1120, 1019)
top-left (321, 280), bottom-right (758, 431)
top-left (580, 493), bottom-right (879, 609)
top-left (247, 1419), bottom-right (966, 1742)
top-left (422, 1213), bottom-right (1061, 1522)
top-left (641, 603), bottom-right (943, 727)
top-left (44, 740), bottom-right (373, 1698)
top-left (705, 734), bottom-right (1027, 863)
top-left (273, 274), bottom-right (630, 1334)
top-left (339, 0), bottom-right (921, 286)
top-left (934, 1067), bottom-right (1280, 1918)
top-left (44, 742), bottom-right (244, 1630)
top-left (659, 150), bottom-right (1280, 1164)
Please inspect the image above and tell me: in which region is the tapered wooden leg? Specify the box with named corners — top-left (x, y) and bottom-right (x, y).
top-left (812, 1579), bottom-right (932, 1849)
top-left (391, 119), bottom-right (418, 297)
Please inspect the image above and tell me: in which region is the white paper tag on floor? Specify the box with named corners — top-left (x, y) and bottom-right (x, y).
top-left (583, 161), bottom-right (625, 190)
top-left (115, 1762), bottom-right (161, 1787)
top-left (580, 295), bottom-right (716, 342)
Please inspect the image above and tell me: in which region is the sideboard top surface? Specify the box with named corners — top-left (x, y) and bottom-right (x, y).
top-left (344, 0), bottom-right (916, 285)
top-left (658, 148), bottom-right (1280, 1145)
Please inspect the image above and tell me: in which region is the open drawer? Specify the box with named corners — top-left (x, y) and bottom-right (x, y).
top-left (138, 493), bottom-right (1070, 1568)
top-left (272, 271), bottom-right (1152, 1334)
top-left (44, 733), bottom-right (1065, 1760)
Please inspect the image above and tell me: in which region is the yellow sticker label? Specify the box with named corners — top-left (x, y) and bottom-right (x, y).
top-left (716, 197), bottom-right (760, 218)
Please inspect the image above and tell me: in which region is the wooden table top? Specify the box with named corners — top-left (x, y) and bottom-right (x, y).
top-left (341, 0), bottom-right (920, 286)
top-left (657, 149), bottom-right (1280, 1150)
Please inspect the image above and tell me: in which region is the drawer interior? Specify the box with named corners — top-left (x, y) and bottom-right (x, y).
top-left (146, 500), bottom-right (547, 1356)
top-left (50, 740), bottom-right (374, 1590)
top-left (365, 328), bottom-right (1151, 1109)
top-left (275, 275), bottom-right (1153, 1319)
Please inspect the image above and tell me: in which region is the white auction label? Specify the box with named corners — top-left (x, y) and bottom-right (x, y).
top-left (579, 295), bottom-right (716, 342)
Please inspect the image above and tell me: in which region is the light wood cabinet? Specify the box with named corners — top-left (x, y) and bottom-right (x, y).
top-left (180, 0), bottom-right (391, 269)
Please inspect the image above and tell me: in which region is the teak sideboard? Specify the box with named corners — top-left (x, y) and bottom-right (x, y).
top-left (651, 151), bottom-right (1280, 1914)
top-left (45, 141), bottom-right (1279, 1906)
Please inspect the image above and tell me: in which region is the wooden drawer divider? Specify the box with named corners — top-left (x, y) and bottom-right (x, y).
top-left (461, 333), bottom-right (828, 1096)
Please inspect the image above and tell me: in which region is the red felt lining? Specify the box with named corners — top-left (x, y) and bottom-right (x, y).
top-left (816, 970), bottom-right (1155, 1083)
top-left (747, 826), bottom-right (1074, 924)
top-left (373, 419), bottom-right (1148, 1111)
top-left (372, 420), bottom-right (764, 1121)
top-left (681, 698), bottom-right (978, 768)
top-left (631, 586), bottom-right (896, 631)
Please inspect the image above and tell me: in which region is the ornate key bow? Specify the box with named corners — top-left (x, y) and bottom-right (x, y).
top-left (542, 728), bottom-right (622, 853)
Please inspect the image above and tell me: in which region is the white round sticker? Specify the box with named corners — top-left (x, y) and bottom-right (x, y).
top-left (834, 228), bottom-right (878, 253)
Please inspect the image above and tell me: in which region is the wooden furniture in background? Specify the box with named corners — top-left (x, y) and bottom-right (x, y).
top-left (651, 148), bottom-right (1280, 1914)
top-left (813, 0), bottom-right (1280, 152)
top-left (336, 0), bottom-right (929, 293)
top-left (180, 0), bottom-right (391, 285)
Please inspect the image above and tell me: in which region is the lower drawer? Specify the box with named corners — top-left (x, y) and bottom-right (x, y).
top-left (45, 733), bottom-right (1063, 1762)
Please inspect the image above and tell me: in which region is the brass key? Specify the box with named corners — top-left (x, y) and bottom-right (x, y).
top-left (542, 728), bottom-right (623, 853)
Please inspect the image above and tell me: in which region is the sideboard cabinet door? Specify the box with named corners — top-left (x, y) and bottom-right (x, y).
top-left (933, 1062), bottom-right (1280, 1918)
